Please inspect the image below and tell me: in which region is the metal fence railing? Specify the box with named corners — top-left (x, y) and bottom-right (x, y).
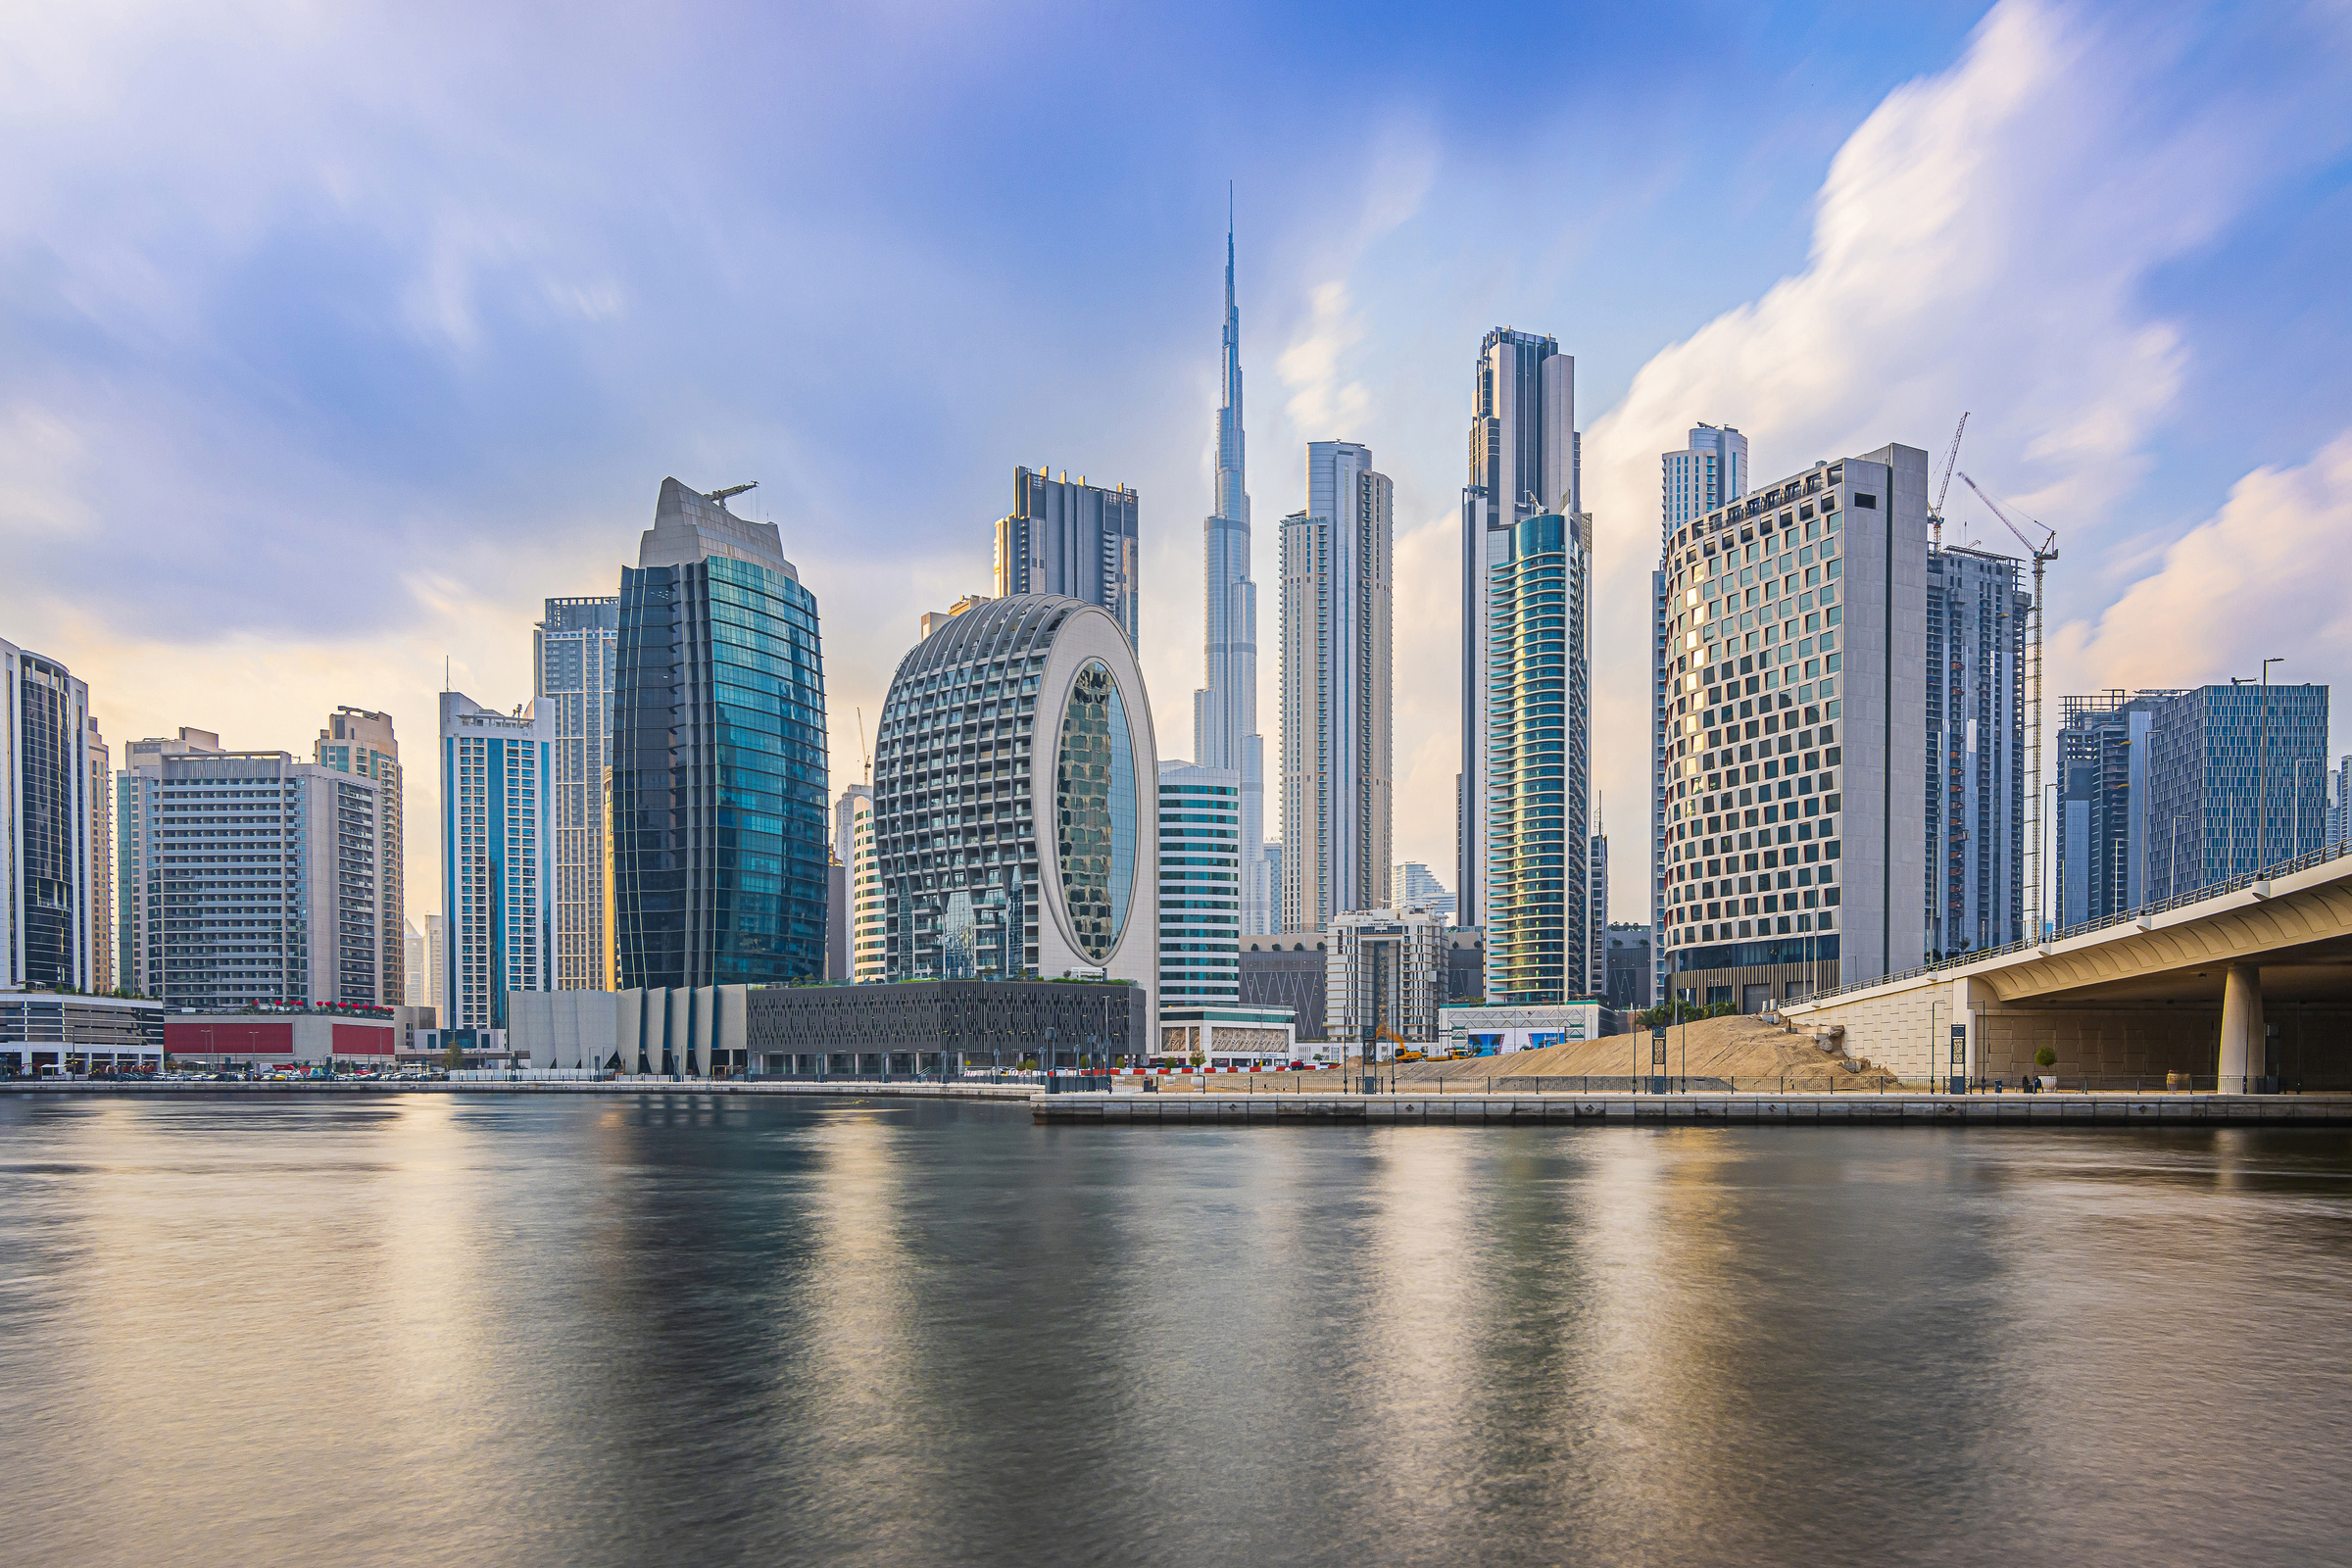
top-left (1119, 1071), bottom-right (2352, 1096)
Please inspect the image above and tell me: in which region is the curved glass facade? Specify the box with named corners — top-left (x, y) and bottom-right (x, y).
top-left (612, 555), bottom-right (828, 989)
top-left (1055, 661), bottom-right (1137, 961)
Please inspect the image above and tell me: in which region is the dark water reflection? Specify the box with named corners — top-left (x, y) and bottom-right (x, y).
top-left (3, 1094), bottom-right (2348, 1566)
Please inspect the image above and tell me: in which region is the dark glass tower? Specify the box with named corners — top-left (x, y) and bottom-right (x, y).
top-left (613, 479), bottom-right (828, 989)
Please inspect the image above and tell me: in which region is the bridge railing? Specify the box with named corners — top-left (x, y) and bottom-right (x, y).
top-left (1789, 839), bottom-right (2352, 1007)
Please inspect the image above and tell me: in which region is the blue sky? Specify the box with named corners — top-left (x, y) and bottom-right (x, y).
top-left (5, 0), bottom-right (2350, 925)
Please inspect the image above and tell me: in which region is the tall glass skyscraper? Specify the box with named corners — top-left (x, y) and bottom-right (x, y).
top-left (1483, 512), bottom-right (1592, 1004)
top-left (2057, 690), bottom-right (2169, 929)
top-left (1193, 219), bottom-right (1269, 933)
top-left (439, 692), bottom-right (550, 1028)
top-left (534, 596), bottom-right (619, 990)
top-left (2143, 683), bottom-right (2330, 901)
top-left (1924, 546), bottom-right (2029, 956)
top-left (1459, 329), bottom-right (1577, 931)
top-left (612, 478), bottom-right (828, 989)
top-left (3, 640), bottom-right (100, 991)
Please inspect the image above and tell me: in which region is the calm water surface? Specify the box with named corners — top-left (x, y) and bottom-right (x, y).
top-left (3, 1094), bottom-right (2349, 1567)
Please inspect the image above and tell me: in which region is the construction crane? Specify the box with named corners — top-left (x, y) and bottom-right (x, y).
top-left (1929, 413), bottom-right (1969, 549)
top-left (1958, 472), bottom-right (2058, 943)
top-left (707, 482), bottom-right (758, 508)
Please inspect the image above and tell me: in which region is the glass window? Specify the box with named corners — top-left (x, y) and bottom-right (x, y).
top-left (1054, 661), bottom-right (1137, 960)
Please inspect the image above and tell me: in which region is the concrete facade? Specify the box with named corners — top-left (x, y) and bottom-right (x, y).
top-left (511, 980), bottom-right (1149, 1076)
top-left (118, 746), bottom-right (391, 1009)
top-left (314, 706), bottom-right (406, 1006)
top-left (1327, 908), bottom-right (1446, 1048)
top-left (993, 467), bottom-right (1140, 647)
top-left (1, 992), bottom-right (163, 1073)
top-left (1281, 442), bottom-right (1393, 933)
top-left (534, 597), bottom-right (618, 991)
top-left (1656, 444), bottom-right (1930, 999)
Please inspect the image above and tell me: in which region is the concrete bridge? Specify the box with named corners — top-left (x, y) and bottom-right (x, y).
top-left (1782, 845), bottom-right (2352, 1091)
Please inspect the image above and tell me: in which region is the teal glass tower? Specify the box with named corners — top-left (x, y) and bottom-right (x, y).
top-left (1485, 511), bottom-right (1592, 1003)
top-left (613, 479), bottom-right (828, 990)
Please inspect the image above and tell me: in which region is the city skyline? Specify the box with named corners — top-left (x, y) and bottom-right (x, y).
top-left (4, 1), bottom-right (2351, 941)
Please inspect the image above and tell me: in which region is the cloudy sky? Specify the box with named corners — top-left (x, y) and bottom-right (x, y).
top-left (6, 0), bottom-right (2350, 927)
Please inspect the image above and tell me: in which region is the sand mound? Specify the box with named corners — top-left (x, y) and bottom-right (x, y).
top-left (1383, 1012), bottom-right (1886, 1091)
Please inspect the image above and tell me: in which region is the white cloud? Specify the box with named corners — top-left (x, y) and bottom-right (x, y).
top-left (1577, 0), bottom-right (2337, 913)
top-left (2063, 430), bottom-right (2352, 693)
top-left (1274, 122), bottom-right (1438, 440)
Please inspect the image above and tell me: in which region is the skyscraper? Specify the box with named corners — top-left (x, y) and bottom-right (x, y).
top-left (832, 781), bottom-right (872, 982)
top-left (85, 720), bottom-right (112, 994)
top-left (1482, 509), bottom-right (1592, 1004)
top-left (994, 467), bottom-right (1140, 647)
top-left (1280, 441), bottom-right (1393, 934)
top-left (1390, 861), bottom-right (1454, 919)
top-left (424, 912), bottom-right (447, 1017)
top-left (315, 707), bottom-right (404, 1004)
top-left (1655, 445), bottom-right (1931, 1003)
top-left (1661, 423), bottom-right (1748, 536)
top-left (1925, 546), bottom-right (2030, 955)
top-left (2143, 683), bottom-right (2330, 901)
top-left (844, 786), bottom-right (883, 983)
top-left (439, 691), bottom-right (551, 1028)
top-left (872, 595), bottom-right (1156, 1003)
top-left (1459, 329), bottom-right (1578, 934)
top-left (404, 917), bottom-right (426, 1007)
top-left (116, 726), bottom-right (220, 993)
top-left (2, 640), bottom-right (100, 992)
top-left (1587, 831), bottom-right (1608, 998)
top-left (534, 596), bottom-right (619, 990)
top-left (119, 733), bottom-right (390, 1008)
top-left (1652, 424), bottom-right (1747, 1009)
top-left (2056, 690), bottom-right (2172, 929)
top-left (1156, 760), bottom-right (1242, 1005)
top-left (1194, 220), bottom-right (1269, 935)
top-left (613, 478), bottom-right (829, 989)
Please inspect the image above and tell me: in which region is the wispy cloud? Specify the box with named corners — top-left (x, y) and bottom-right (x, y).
top-left (1576, 0), bottom-right (2352, 910)
top-left (2064, 429), bottom-right (2352, 691)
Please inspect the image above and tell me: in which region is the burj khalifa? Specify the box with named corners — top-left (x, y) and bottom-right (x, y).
top-left (1193, 214), bottom-right (1269, 931)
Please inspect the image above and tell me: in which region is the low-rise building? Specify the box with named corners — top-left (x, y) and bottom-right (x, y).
top-left (1240, 935), bottom-right (1327, 1041)
top-left (1326, 908), bottom-right (1446, 1053)
top-left (163, 1004), bottom-right (397, 1067)
top-left (507, 978), bottom-right (1147, 1077)
top-left (1604, 922), bottom-right (1652, 1012)
top-left (1440, 1001), bottom-right (1621, 1057)
top-left (1, 992), bottom-right (164, 1075)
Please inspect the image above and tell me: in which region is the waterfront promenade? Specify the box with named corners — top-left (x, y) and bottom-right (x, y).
top-left (9, 1078), bottom-right (2352, 1125)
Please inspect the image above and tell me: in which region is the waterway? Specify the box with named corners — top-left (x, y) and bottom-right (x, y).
top-left (3, 1094), bottom-right (2348, 1566)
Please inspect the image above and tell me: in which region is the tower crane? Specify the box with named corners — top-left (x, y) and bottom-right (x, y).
top-left (1929, 414), bottom-right (1969, 549)
top-left (1958, 472), bottom-right (2058, 942)
top-left (707, 482), bottom-right (758, 509)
